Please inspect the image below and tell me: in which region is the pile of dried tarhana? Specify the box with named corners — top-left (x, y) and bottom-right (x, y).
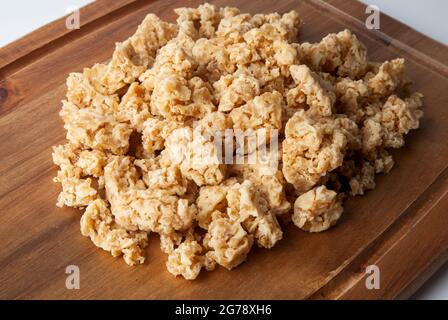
top-left (52, 3), bottom-right (423, 280)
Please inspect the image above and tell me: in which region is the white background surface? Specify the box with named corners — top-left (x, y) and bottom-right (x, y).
top-left (0, 0), bottom-right (93, 47)
top-left (0, 0), bottom-right (446, 299)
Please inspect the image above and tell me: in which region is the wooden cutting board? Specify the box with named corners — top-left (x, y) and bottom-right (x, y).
top-left (1, 0), bottom-right (447, 300)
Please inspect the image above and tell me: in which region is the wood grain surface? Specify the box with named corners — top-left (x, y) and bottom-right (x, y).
top-left (0, 0), bottom-right (447, 300)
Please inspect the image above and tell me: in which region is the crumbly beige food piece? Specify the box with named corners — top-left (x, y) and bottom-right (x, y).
top-left (361, 93), bottom-right (423, 155)
top-left (334, 77), bottom-right (369, 122)
top-left (52, 144), bottom-right (104, 207)
top-left (299, 29), bottom-right (368, 79)
top-left (230, 149), bottom-right (291, 218)
top-left (66, 64), bottom-right (117, 109)
top-left (190, 8), bottom-right (300, 86)
top-left (141, 118), bottom-right (184, 156)
top-left (230, 91), bottom-right (283, 132)
top-left (166, 240), bottom-right (216, 280)
top-left (77, 150), bottom-right (108, 177)
top-left (334, 115), bottom-right (362, 151)
top-left (116, 82), bottom-right (151, 131)
top-left (150, 73), bottom-right (217, 120)
top-left (348, 160), bottom-right (377, 196)
top-left (138, 34), bottom-right (218, 121)
top-left (365, 58), bottom-right (406, 98)
top-left (62, 64), bottom-right (135, 155)
top-left (162, 127), bottom-right (226, 186)
top-left (214, 74), bottom-right (261, 112)
top-left (288, 64), bottom-right (336, 117)
top-left (80, 199), bottom-right (148, 265)
top-left (166, 240), bottom-right (202, 279)
top-left (226, 180), bottom-right (283, 248)
top-left (175, 2), bottom-right (223, 39)
top-left (181, 133), bottom-right (226, 186)
top-left (196, 178), bottom-right (238, 229)
top-left (104, 156), bottom-right (197, 234)
top-left (292, 185), bottom-right (343, 232)
top-left (139, 35), bottom-right (196, 86)
top-left (282, 110), bottom-right (348, 192)
top-left (135, 158), bottom-right (189, 196)
top-left (195, 111), bottom-right (233, 136)
top-left (204, 216), bottom-right (253, 270)
top-left (53, 2), bottom-right (423, 280)
top-left (60, 98), bottom-right (132, 155)
top-left (196, 176), bottom-right (283, 248)
top-left (54, 167), bottom-right (98, 208)
top-left (228, 91), bottom-right (283, 156)
top-left (158, 225), bottom-right (202, 254)
top-left (100, 14), bottom-right (178, 94)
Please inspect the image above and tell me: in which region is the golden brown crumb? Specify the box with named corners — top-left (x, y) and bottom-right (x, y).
top-left (292, 185), bottom-right (343, 232)
top-left (204, 216), bottom-right (253, 270)
top-left (80, 199), bottom-right (148, 265)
